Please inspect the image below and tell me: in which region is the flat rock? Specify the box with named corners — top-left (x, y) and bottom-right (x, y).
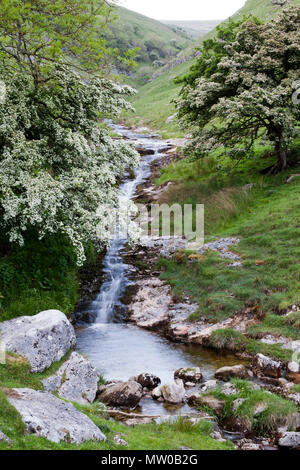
top-left (98, 381), bottom-right (143, 408)
top-left (215, 365), bottom-right (247, 381)
top-left (0, 310), bottom-right (76, 373)
top-left (6, 388), bottom-right (106, 444)
top-left (41, 352), bottom-right (99, 404)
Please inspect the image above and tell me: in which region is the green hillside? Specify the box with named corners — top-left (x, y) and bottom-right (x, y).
top-left (160, 20), bottom-right (222, 39)
top-left (102, 6), bottom-right (192, 85)
top-left (125, 0), bottom-right (300, 136)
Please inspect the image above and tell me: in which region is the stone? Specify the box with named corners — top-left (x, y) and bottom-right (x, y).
top-left (222, 383), bottom-right (239, 396)
top-left (174, 367), bottom-right (203, 384)
top-left (136, 373), bottom-right (161, 390)
top-left (278, 432), bottom-right (300, 449)
top-left (113, 434), bottom-right (128, 447)
top-left (0, 431), bottom-right (11, 444)
top-left (41, 352), bottom-right (99, 405)
top-left (232, 398), bottom-right (246, 412)
top-left (238, 439), bottom-right (262, 451)
top-left (252, 354), bottom-right (283, 379)
top-left (192, 396), bottom-right (225, 417)
top-left (0, 310), bottom-right (76, 373)
top-left (98, 381), bottom-right (143, 408)
top-left (200, 380), bottom-right (218, 392)
top-left (288, 361), bottom-right (300, 373)
top-left (160, 380), bottom-right (185, 404)
top-left (253, 403), bottom-right (268, 416)
top-left (6, 388), bottom-right (106, 444)
top-left (152, 385), bottom-right (163, 400)
top-left (124, 418), bottom-right (153, 427)
top-left (215, 365), bottom-right (247, 381)
top-left (286, 373), bottom-right (300, 384)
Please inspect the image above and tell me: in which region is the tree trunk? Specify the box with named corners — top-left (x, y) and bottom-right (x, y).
top-left (267, 138), bottom-right (288, 174)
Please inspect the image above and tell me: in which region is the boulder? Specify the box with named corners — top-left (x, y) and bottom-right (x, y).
top-left (98, 381), bottom-right (143, 408)
top-left (136, 146), bottom-right (155, 156)
top-left (152, 385), bottom-right (163, 400)
top-left (200, 380), bottom-right (218, 392)
top-left (278, 432), bottom-right (300, 449)
top-left (215, 365), bottom-right (247, 381)
top-left (41, 352), bottom-right (99, 404)
top-left (160, 380), bottom-right (185, 404)
top-left (174, 367), bottom-right (203, 384)
top-left (0, 310), bottom-right (76, 373)
top-left (113, 434), bottom-right (128, 447)
top-left (221, 383), bottom-right (239, 396)
top-left (189, 395), bottom-right (225, 417)
top-left (6, 388), bottom-right (106, 444)
top-left (0, 431), bottom-right (11, 444)
top-left (288, 361), bottom-right (300, 373)
top-left (252, 354), bottom-right (283, 379)
top-left (136, 373), bottom-right (161, 390)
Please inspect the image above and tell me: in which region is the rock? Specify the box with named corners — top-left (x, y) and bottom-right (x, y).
top-left (232, 398), bottom-right (246, 412)
top-left (288, 393), bottom-right (300, 405)
top-left (124, 418), bottom-right (153, 427)
top-left (210, 431), bottom-right (227, 443)
top-left (174, 367), bottom-right (203, 384)
top-left (152, 385), bottom-right (163, 400)
top-left (286, 373), bottom-right (300, 384)
top-left (136, 146), bottom-right (155, 156)
top-left (185, 382), bottom-right (196, 389)
top-left (252, 354), bottom-right (283, 378)
top-left (237, 439), bottom-right (263, 451)
top-left (41, 352), bottom-right (99, 405)
top-left (136, 373), bottom-right (161, 390)
top-left (221, 383), bottom-right (239, 396)
top-left (98, 381), bottom-right (143, 408)
top-left (113, 434), bottom-right (128, 447)
top-left (160, 380), bottom-right (185, 404)
top-left (192, 396), bottom-right (225, 417)
top-left (253, 403), bottom-right (268, 416)
top-left (288, 361), bottom-right (300, 373)
top-left (278, 432), bottom-right (300, 449)
top-left (223, 416), bottom-right (252, 435)
top-left (0, 310), bottom-right (76, 373)
top-left (0, 431), bottom-right (11, 444)
top-left (215, 365), bottom-right (247, 381)
top-left (200, 380), bottom-right (218, 392)
top-left (6, 388), bottom-right (106, 444)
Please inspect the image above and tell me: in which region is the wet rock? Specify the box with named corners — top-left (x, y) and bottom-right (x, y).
top-left (6, 388), bottom-right (106, 443)
top-left (191, 396), bottom-right (225, 417)
top-left (278, 432), bottom-right (300, 449)
top-left (0, 310), bottom-right (76, 373)
top-left (174, 367), bottom-right (203, 384)
top-left (160, 380), bottom-right (185, 404)
top-left (98, 381), bottom-right (143, 408)
top-left (215, 365), bottom-right (247, 381)
top-left (136, 146), bottom-right (155, 156)
top-left (0, 431), bottom-right (11, 444)
top-left (252, 354), bottom-right (283, 379)
top-left (41, 352), bottom-right (99, 404)
top-left (136, 373), bottom-right (161, 390)
top-left (152, 386), bottom-right (163, 400)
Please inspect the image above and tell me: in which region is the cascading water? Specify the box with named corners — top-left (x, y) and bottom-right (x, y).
top-left (76, 123), bottom-right (243, 415)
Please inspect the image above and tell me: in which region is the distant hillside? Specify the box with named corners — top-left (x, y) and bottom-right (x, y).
top-left (126, 0), bottom-right (300, 137)
top-left (101, 6), bottom-right (192, 84)
top-left (160, 20), bottom-right (222, 39)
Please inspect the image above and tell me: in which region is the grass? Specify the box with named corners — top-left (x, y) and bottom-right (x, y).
top-left (201, 379), bottom-right (299, 435)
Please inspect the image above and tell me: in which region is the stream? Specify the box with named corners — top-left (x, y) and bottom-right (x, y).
top-left (76, 123), bottom-right (241, 416)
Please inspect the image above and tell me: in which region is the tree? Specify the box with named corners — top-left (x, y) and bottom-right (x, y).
top-left (176, 7), bottom-right (300, 172)
top-left (0, 1), bottom-right (140, 265)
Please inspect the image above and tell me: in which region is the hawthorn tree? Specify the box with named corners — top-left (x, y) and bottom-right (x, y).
top-left (0, 1), bottom-right (139, 264)
top-left (176, 7), bottom-right (300, 172)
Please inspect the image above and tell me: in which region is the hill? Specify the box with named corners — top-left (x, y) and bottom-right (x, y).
top-left (102, 6), bottom-right (192, 85)
top-left (125, 0), bottom-right (300, 136)
top-left (160, 20), bottom-right (222, 39)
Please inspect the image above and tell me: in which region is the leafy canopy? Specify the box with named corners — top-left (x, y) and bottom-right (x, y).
top-left (176, 7), bottom-right (300, 172)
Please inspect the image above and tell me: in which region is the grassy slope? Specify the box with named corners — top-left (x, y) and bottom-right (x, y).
top-left (103, 6), bottom-right (192, 84)
top-left (160, 20), bottom-right (222, 39)
top-left (125, 0), bottom-right (300, 137)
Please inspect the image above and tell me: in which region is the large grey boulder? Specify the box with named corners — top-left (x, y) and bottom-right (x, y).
top-left (252, 354), bottom-right (283, 378)
top-left (0, 310), bottom-right (76, 373)
top-left (174, 367), bottom-right (203, 384)
top-left (160, 380), bottom-right (185, 404)
top-left (6, 388), bottom-right (106, 444)
top-left (41, 352), bottom-right (99, 404)
top-left (98, 381), bottom-right (143, 408)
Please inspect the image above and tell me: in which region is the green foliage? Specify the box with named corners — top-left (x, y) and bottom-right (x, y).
top-left (210, 329), bottom-right (248, 352)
